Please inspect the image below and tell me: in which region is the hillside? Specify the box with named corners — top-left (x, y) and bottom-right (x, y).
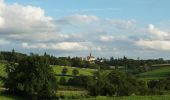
top-left (52, 65), bottom-right (95, 76)
top-left (139, 66), bottom-right (170, 80)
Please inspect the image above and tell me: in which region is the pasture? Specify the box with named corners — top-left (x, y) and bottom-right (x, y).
top-left (52, 65), bottom-right (95, 76)
top-left (139, 66), bottom-right (170, 80)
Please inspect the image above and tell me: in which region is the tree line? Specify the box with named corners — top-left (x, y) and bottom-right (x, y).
top-left (0, 50), bottom-right (169, 70)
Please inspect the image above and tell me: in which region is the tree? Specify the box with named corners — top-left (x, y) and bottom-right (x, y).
top-left (0, 52), bottom-right (4, 60)
top-left (68, 75), bottom-right (89, 86)
top-left (4, 55), bottom-right (58, 99)
top-left (59, 77), bottom-right (67, 85)
top-left (86, 70), bottom-right (116, 96)
top-left (71, 57), bottom-right (85, 68)
top-left (72, 69), bottom-right (79, 76)
top-left (62, 67), bottom-right (68, 75)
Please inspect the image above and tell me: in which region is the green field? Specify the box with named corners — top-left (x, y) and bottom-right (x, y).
top-left (0, 63), bottom-right (96, 83)
top-left (0, 63), bottom-right (6, 86)
top-left (0, 64), bottom-right (95, 76)
top-left (0, 94), bottom-right (25, 100)
top-left (78, 95), bottom-right (170, 100)
top-left (1, 94), bottom-right (170, 100)
top-left (52, 65), bottom-right (96, 81)
top-left (139, 66), bottom-right (170, 80)
top-left (52, 65), bottom-right (95, 76)
top-left (0, 63), bottom-right (6, 77)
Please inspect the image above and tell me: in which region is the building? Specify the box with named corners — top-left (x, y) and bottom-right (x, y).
top-left (87, 52), bottom-right (96, 64)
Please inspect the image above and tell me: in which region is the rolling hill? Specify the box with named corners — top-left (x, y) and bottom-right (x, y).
top-left (52, 65), bottom-right (95, 76)
top-left (139, 66), bottom-right (170, 80)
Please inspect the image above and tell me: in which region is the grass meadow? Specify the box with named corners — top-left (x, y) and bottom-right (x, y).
top-left (139, 66), bottom-right (170, 80)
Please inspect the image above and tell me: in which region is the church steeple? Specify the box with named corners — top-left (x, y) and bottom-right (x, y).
top-left (90, 52), bottom-right (92, 57)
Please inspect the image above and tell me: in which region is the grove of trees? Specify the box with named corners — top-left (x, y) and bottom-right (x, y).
top-left (4, 55), bottom-right (58, 99)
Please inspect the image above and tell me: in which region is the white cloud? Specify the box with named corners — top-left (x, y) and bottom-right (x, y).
top-left (148, 24), bottom-right (169, 39)
top-left (136, 40), bottom-right (170, 51)
top-left (0, 38), bottom-right (9, 45)
top-left (99, 35), bottom-right (128, 42)
top-left (7, 33), bottom-right (69, 42)
top-left (136, 24), bottom-right (170, 51)
top-left (0, 0), bottom-right (5, 10)
top-left (57, 14), bottom-right (136, 30)
top-left (106, 19), bottom-right (136, 30)
top-left (22, 42), bottom-right (91, 51)
top-left (0, 17), bottom-right (4, 27)
top-left (0, 2), bottom-right (55, 32)
top-left (99, 35), bottom-right (114, 42)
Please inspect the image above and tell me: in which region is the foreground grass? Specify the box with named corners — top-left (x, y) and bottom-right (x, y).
top-left (75, 95), bottom-right (170, 100)
top-left (0, 94), bottom-right (25, 100)
top-left (1, 93), bottom-right (170, 100)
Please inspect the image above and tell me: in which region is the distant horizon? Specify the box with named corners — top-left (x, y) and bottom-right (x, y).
top-left (1, 49), bottom-right (169, 60)
top-left (1, 0), bottom-right (170, 59)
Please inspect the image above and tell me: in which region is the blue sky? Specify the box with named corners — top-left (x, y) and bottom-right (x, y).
top-left (5, 0), bottom-right (170, 22)
top-left (1, 0), bottom-right (170, 59)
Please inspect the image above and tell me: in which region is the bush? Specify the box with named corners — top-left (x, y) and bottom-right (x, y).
top-left (62, 67), bottom-right (68, 75)
top-left (72, 69), bottom-right (79, 76)
top-left (59, 77), bottom-right (67, 85)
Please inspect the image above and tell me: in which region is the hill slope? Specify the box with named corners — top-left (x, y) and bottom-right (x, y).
top-left (52, 65), bottom-right (95, 76)
top-left (139, 66), bottom-right (170, 80)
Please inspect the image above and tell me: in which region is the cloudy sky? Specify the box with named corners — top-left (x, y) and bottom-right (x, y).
top-left (1, 0), bottom-right (170, 59)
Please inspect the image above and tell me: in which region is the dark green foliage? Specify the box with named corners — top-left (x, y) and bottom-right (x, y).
top-left (87, 70), bottom-right (116, 96)
top-left (0, 50), bottom-right (27, 63)
top-left (147, 80), bottom-right (164, 95)
top-left (4, 55), bottom-right (58, 99)
top-left (86, 70), bottom-right (151, 96)
top-left (62, 67), bottom-right (68, 75)
top-left (164, 77), bottom-right (170, 90)
top-left (72, 69), bottom-right (79, 76)
top-left (59, 77), bottom-right (67, 85)
top-left (109, 56), bottom-right (166, 69)
top-left (71, 57), bottom-right (85, 67)
top-left (68, 75), bottom-right (89, 87)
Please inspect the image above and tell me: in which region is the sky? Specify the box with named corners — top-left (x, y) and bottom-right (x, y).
top-left (1, 0), bottom-right (170, 59)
